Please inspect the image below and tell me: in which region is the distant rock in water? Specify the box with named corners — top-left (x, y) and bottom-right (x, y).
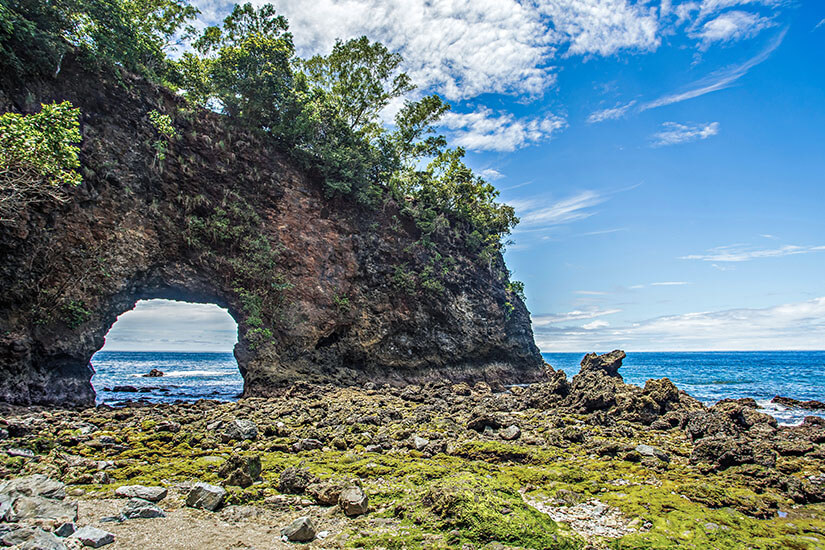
top-left (142, 369), bottom-right (164, 378)
top-left (0, 54), bottom-right (544, 406)
top-left (772, 396), bottom-right (825, 411)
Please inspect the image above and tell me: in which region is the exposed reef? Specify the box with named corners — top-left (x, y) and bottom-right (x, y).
top-left (1, 352), bottom-right (825, 549)
top-left (0, 55), bottom-right (543, 406)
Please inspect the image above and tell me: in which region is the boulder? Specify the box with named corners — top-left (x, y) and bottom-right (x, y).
top-left (9, 496), bottom-right (78, 523)
top-left (114, 485), bottom-right (167, 503)
top-left (71, 526), bottom-right (115, 548)
top-left (222, 419), bottom-right (258, 442)
top-left (280, 516), bottom-right (316, 542)
top-left (278, 467), bottom-right (316, 495)
top-left (307, 481), bottom-right (346, 506)
top-left (579, 350), bottom-right (626, 378)
top-left (186, 482), bottom-right (226, 511)
top-left (143, 369), bottom-right (164, 377)
top-left (690, 436), bottom-right (776, 472)
top-left (339, 485), bottom-right (368, 516)
top-left (121, 498), bottom-right (166, 519)
top-left (0, 475), bottom-right (66, 500)
top-left (218, 454), bottom-right (262, 488)
top-left (2, 527), bottom-right (67, 550)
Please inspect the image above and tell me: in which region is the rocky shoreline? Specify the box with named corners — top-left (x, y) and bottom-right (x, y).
top-left (2, 351), bottom-right (825, 549)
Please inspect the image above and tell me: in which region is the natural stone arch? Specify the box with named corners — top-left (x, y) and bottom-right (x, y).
top-left (0, 56), bottom-right (546, 406)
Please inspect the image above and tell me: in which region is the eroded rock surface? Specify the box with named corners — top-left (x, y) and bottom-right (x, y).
top-left (0, 55), bottom-right (544, 406)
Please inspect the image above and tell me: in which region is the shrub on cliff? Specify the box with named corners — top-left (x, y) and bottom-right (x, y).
top-left (0, 101), bottom-right (82, 222)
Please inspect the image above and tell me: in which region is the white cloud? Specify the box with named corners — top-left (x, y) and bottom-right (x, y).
top-left (587, 100), bottom-right (637, 123)
top-left (102, 299), bottom-right (238, 352)
top-left (535, 0), bottom-right (661, 56)
top-left (535, 296), bottom-right (825, 352)
top-left (479, 168), bottom-right (505, 181)
top-left (651, 121), bottom-right (720, 146)
top-left (694, 11), bottom-right (774, 48)
top-left (575, 290), bottom-right (609, 295)
top-left (509, 190), bottom-right (607, 230)
top-left (681, 243), bottom-right (825, 262)
top-left (582, 319), bottom-right (610, 330)
top-left (440, 109), bottom-right (567, 152)
top-left (532, 307), bottom-right (621, 326)
top-left (816, 19), bottom-right (825, 30)
top-left (640, 28), bottom-right (786, 110)
top-left (650, 281), bottom-right (691, 286)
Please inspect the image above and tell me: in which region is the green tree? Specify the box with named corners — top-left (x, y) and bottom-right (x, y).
top-left (0, 101), bottom-right (82, 221)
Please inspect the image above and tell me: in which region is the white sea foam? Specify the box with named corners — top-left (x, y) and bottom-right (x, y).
top-left (162, 370), bottom-right (228, 378)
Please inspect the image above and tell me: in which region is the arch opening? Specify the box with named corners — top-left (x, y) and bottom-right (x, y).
top-left (91, 299), bottom-right (243, 404)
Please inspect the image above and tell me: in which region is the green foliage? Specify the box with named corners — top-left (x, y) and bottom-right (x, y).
top-left (147, 109), bottom-right (177, 162)
top-left (333, 294), bottom-right (350, 312)
top-left (0, 101), bottom-right (82, 221)
top-left (60, 299), bottom-right (92, 328)
top-left (506, 280), bottom-right (526, 302)
top-left (0, 0), bottom-right (199, 82)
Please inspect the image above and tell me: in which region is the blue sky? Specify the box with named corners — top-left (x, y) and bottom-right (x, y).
top-left (103, 0), bottom-right (825, 353)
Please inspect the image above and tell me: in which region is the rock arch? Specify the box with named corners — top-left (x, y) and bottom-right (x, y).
top-left (0, 56), bottom-right (545, 406)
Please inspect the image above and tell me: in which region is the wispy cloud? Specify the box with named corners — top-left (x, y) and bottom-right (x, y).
top-left (640, 28), bottom-right (786, 110)
top-left (509, 190), bottom-right (607, 231)
top-left (587, 100), bottom-right (637, 123)
top-left (532, 307), bottom-right (621, 326)
top-left (693, 11), bottom-right (775, 49)
top-left (441, 109), bottom-right (566, 152)
top-left (650, 281), bottom-right (691, 286)
top-left (534, 296), bottom-right (825, 352)
top-left (574, 290), bottom-right (609, 296)
top-left (479, 168), bottom-right (505, 181)
top-left (651, 121), bottom-right (720, 146)
top-left (816, 18), bottom-right (825, 31)
top-left (681, 243), bottom-right (825, 262)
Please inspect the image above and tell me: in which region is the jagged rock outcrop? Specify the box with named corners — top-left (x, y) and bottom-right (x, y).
top-left (0, 55), bottom-right (545, 406)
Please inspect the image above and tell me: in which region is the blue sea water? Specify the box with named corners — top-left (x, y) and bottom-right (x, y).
top-left (91, 351), bottom-right (243, 405)
top-left (91, 350), bottom-right (825, 425)
top-left (543, 351), bottom-right (825, 425)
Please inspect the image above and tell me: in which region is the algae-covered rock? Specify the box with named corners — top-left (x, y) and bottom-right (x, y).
top-left (219, 454), bottom-right (262, 488)
top-left (278, 466), bottom-right (316, 495)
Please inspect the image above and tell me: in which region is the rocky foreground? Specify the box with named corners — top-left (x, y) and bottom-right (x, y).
top-left (1, 352), bottom-right (824, 549)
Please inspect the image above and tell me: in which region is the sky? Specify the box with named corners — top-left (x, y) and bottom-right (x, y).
top-left (102, 0), bottom-right (825, 353)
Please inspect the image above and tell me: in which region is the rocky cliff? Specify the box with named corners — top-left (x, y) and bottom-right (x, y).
top-left (0, 56), bottom-right (545, 406)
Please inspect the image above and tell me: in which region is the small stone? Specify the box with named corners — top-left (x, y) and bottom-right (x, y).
top-left (121, 498), bottom-right (166, 519)
top-left (143, 369), bottom-right (164, 377)
top-left (55, 523), bottom-right (76, 537)
top-left (483, 425), bottom-right (495, 437)
top-left (500, 425), bottom-right (521, 441)
top-left (635, 444), bottom-right (670, 463)
top-left (222, 419), bottom-right (258, 442)
top-left (307, 481), bottom-right (345, 506)
top-left (365, 444), bottom-right (383, 453)
top-left (413, 436), bottom-right (429, 451)
top-left (114, 485), bottom-right (167, 502)
top-left (186, 482), bottom-right (226, 511)
top-left (6, 447), bottom-right (35, 458)
top-left (280, 516), bottom-right (316, 542)
top-left (339, 485), bottom-right (368, 516)
top-left (72, 526), bottom-right (115, 548)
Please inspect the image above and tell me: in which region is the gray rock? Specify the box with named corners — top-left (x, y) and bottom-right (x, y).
top-left (71, 525), bottom-right (115, 547)
top-left (278, 467), bottom-right (316, 495)
top-left (500, 425), bottom-right (521, 441)
top-left (114, 485), bottom-right (167, 503)
top-left (8, 496), bottom-right (78, 523)
top-left (54, 522), bottom-right (76, 537)
top-left (0, 475), bottom-right (66, 500)
top-left (0, 428), bottom-right (8, 440)
top-left (186, 482), bottom-right (226, 511)
top-left (280, 516), bottom-right (316, 542)
top-left (413, 436), bottom-right (429, 451)
top-left (6, 448), bottom-right (35, 458)
top-left (2, 527), bottom-right (67, 550)
top-left (339, 485), bottom-right (368, 516)
top-left (121, 498), bottom-right (166, 519)
top-left (0, 493), bottom-right (11, 521)
top-left (222, 419), bottom-right (258, 441)
top-left (292, 438), bottom-right (323, 452)
top-left (635, 444), bottom-right (670, 462)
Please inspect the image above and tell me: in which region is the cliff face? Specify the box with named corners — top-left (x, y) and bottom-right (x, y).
top-left (0, 56), bottom-right (545, 406)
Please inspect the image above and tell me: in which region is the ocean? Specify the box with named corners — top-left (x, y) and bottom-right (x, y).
top-left (91, 350), bottom-right (825, 424)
